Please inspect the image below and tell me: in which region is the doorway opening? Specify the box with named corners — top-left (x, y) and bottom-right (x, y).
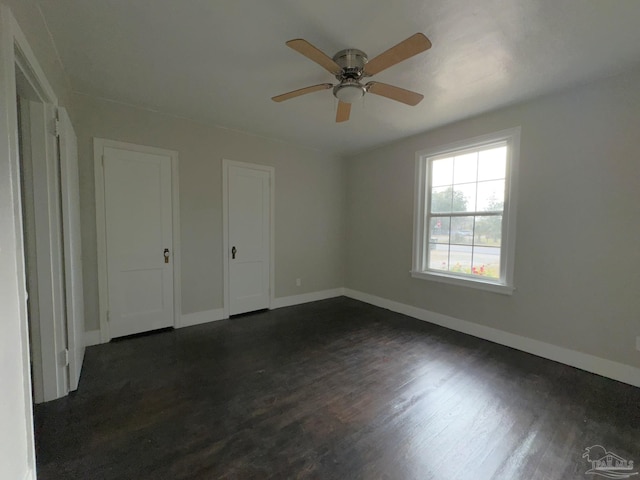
top-left (14, 53), bottom-right (71, 404)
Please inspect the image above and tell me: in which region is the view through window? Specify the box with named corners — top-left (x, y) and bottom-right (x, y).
top-left (413, 128), bottom-right (519, 293)
top-left (427, 143), bottom-right (506, 279)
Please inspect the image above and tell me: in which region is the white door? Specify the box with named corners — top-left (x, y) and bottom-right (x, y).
top-left (57, 107), bottom-right (85, 391)
top-left (226, 162), bottom-right (272, 316)
top-left (103, 146), bottom-right (174, 338)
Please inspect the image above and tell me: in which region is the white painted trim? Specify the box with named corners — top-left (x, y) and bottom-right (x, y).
top-left (272, 288), bottom-right (345, 309)
top-left (413, 127), bottom-right (521, 293)
top-left (58, 106), bottom-right (85, 392)
top-left (27, 101), bottom-right (67, 400)
top-left (10, 12), bottom-right (57, 106)
top-left (93, 141), bottom-right (108, 343)
top-left (171, 152), bottom-right (182, 327)
top-left (22, 468), bottom-right (35, 480)
top-left (180, 289), bottom-right (343, 327)
top-left (222, 161), bottom-right (229, 319)
top-left (0, 3), bottom-right (56, 477)
top-left (180, 309), bottom-right (225, 328)
top-left (410, 270), bottom-right (515, 295)
top-left (93, 138), bottom-right (182, 341)
top-left (93, 287), bottom-right (342, 338)
top-left (16, 100), bottom-right (44, 404)
top-left (15, 27), bottom-right (68, 402)
top-left (84, 330), bottom-right (102, 347)
top-left (343, 289), bottom-right (640, 388)
top-left (222, 159), bottom-right (275, 319)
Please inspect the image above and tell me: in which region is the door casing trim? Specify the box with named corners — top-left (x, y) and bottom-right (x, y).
top-left (222, 159), bottom-right (275, 319)
top-left (94, 138), bottom-right (182, 342)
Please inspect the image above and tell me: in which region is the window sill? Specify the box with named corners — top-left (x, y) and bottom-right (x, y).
top-left (410, 270), bottom-right (515, 295)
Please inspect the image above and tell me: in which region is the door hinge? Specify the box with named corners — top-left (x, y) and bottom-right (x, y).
top-left (106, 310), bottom-right (110, 322)
top-left (54, 118), bottom-right (61, 138)
top-left (62, 348), bottom-right (69, 367)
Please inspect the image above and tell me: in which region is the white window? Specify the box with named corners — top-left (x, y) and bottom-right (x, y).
top-left (412, 127), bottom-right (520, 294)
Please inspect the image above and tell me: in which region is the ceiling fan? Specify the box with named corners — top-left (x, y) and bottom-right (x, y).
top-left (272, 33), bottom-right (431, 123)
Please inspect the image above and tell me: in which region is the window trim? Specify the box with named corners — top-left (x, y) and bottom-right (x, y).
top-left (412, 127), bottom-right (521, 295)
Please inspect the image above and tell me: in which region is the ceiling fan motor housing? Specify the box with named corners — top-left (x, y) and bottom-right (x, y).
top-left (332, 48), bottom-right (368, 80)
top-left (332, 49), bottom-right (368, 103)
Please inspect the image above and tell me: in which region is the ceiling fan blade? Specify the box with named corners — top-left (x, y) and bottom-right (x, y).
top-left (364, 33), bottom-right (432, 76)
top-left (286, 39), bottom-right (341, 75)
top-left (336, 101), bottom-right (351, 123)
top-left (366, 82), bottom-right (424, 106)
top-left (272, 83), bottom-right (333, 102)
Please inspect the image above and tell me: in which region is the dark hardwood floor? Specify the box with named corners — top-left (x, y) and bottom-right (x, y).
top-left (35, 297), bottom-right (640, 479)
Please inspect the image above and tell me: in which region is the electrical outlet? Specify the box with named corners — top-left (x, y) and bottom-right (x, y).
top-left (636, 336), bottom-right (640, 351)
top-left (296, 278), bottom-right (301, 287)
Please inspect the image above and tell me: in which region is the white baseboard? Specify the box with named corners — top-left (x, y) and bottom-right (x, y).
top-left (179, 289), bottom-right (344, 329)
top-left (85, 289), bottom-right (344, 339)
top-left (180, 308), bottom-right (225, 328)
top-left (343, 288), bottom-right (640, 388)
top-left (83, 288), bottom-right (639, 388)
top-left (84, 330), bottom-right (102, 347)
top-left (272, 288), bottom-right (345, 309)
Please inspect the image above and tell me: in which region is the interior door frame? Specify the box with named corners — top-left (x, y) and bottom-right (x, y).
top-left (58, 106), bottom-right (85, 391)
top-left (13, 15), bottom-right (69, 404)
top-left (0, 3), bottom-right (65, 474)
top-left (222, 159), bottom-right (275, 319)
top-left (22, 99), bottom-right (70, 402)
top-left (94, 138), bottom-right (182, 342)
top-left (14, 23), bottom-right (67, 406)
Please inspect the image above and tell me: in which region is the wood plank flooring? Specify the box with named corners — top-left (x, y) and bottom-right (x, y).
top-left (34, 297), bottom-right (640, 479)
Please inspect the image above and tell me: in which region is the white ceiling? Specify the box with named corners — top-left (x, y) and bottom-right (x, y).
top-left (38, 0), bottom-right (640, 155)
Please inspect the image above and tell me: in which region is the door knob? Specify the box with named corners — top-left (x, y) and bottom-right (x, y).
top-left (164, 248), bottom-right (170, 264)
top-left (231, 246), bottom-right (237, 259)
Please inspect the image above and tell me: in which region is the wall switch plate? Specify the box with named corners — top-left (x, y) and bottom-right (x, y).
top-left (296, 278), bottom-right (301, 287)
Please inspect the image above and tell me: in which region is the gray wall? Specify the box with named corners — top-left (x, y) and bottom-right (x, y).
top-left (346, 66), bottom-right (640, 369)
top-left (70, 94), bottom-right (346, 330)
top-left (4, 0), bottom-right (71, 105)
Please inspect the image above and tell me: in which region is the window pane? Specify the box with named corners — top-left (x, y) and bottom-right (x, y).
top-left (431, 157), bottom-right (453, 187)
top-left (472, 246), bottom-right (501, 279)
top-left (417, 129), bottom-right (516, 289)
top-left (428, 243), bottom-right (449, 272)
top-left (452, 183), bottom-right (476, 212)
top-left (430, 186), bottom-right (453, 213)
top-left (450, 216), bottom-right (474, 245)
top-left (449, 245), bottom-right (472, 274)
top-left (474, 215), bottom-right (502, 247)
top-left (478, 146), bottom-right (506, 181)
top-left (429, 216), bottom-right (450, 244)
top-left (453, 152), bottom-right (478, 184)
top-left (476, 180), bottom-right (505, 212)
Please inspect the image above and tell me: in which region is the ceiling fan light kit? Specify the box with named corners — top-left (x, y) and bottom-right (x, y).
top-left (333, 80), bottom-right (366, 103)
top-left (273, 33), bottom-right (431, 122)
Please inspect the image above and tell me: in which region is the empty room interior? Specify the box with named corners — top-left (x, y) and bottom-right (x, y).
top-left (2, 1), bottom-right (640, 479)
